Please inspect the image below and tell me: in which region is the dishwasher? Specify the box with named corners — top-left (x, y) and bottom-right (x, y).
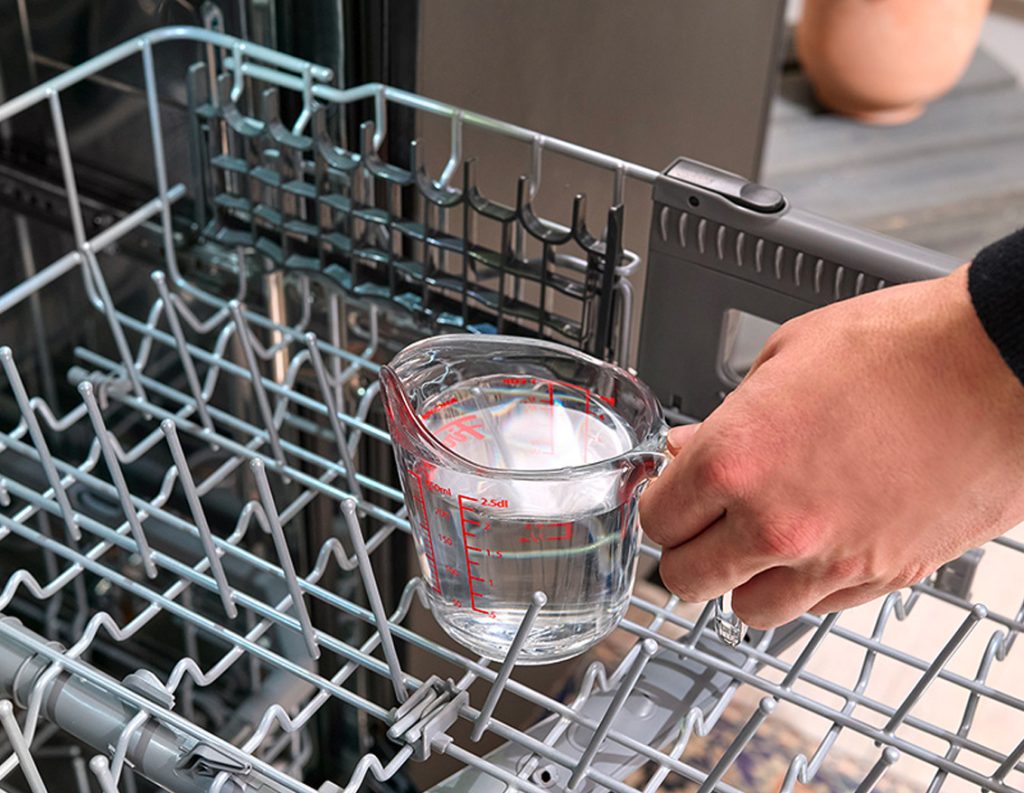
top-left (0, 20), bottom-right (1022, 793)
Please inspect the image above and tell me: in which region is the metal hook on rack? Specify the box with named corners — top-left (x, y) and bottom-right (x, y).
top-left (230, 42), bottom-right (245, 104)
top-left (529, 135), bottom-right (544, 201)
top-left (438, 109), bottom-right (464, 190)
top-left (612, 162), bottom-right (626, 208)
top-left (291, 65), bottom-right (315, 136)
top-left (372, 86), bottom-right (387, 154)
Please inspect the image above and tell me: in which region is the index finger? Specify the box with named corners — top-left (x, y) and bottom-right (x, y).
top-left (639, 424), bottom-right (726, 548)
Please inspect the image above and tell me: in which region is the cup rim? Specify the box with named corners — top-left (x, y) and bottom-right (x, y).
top-left (382, 334), bottom-right (667, 480)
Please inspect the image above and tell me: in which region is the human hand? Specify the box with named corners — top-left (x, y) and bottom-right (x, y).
top-left (639, 265), bottom-right (1024, 629)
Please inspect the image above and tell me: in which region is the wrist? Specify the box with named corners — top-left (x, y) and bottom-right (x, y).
top-left (967, 227), bottom-right (1024, 386)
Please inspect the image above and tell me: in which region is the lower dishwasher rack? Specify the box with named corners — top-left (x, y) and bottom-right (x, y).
top-left (0, 25), bottom-right (1021, 793)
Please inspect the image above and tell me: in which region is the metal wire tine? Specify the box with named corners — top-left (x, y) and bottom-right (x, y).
top-left (88, 756), bottom-right (120, 793)
top-left (927, 623), bottom-right (1013, 793)
top-left (882, 604), bottom-right (987, 736)
top-left (0, 347), bottom-right (79, 541)
top-left (78, 382), bottom-right (157, 578)
top-left (645, 590), bottom-right (679, 634)
top-left (0, 700), bottom-right (48, 793)
top-left (109, 710), bottom-right (149, 785)
top-left (986, 732), bottom-right (1024, 791)
top-left (340, 498), bottom-right (407, 702)
top-left (566, 638), bottom-right (658, 790)
top-left (853, 747), bottom-right (901, 793)
top-left (471, 591), bottom-right (548, 742)
top-left (229, 300), bottom-right (287, 468)
top-left (781, 612), bottom-right (840, 689)
top-left (80, 247), bottom-right (146, 401)
top-left (251, 458), bottom-right (321, 660)
top-left (151, 272), bottom-right (213, 432)
top-left (686, 599), bottom-right (718, 648)
top-left (696, 696), bottom-right (777, 793)
top-left (141, 41), bottom-right (181, 282)
top-left (161, 419), bottom-right (238, 618)
top-left (303, 332), bottom-right (362, 499)
top-left (47, 90), bottom-right (86, 251)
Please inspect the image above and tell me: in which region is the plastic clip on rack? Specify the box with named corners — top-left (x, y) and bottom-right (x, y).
top-left (0, 23), bottom-right (1019, 793)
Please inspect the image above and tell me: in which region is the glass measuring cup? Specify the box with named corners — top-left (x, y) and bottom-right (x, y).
top-left (380, 335), bottom-right (742, 664)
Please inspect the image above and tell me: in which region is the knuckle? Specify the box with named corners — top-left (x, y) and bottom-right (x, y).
top-left (888, 562), bottom-right (929, 591)
top-left (697, 451), bottom-right (751, 498)
top-left (752, 517), bottom-right (820, 561)
top-left (825, 556), bottom-right (868, 584)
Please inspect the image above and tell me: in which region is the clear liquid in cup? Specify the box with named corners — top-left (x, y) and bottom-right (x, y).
top-left (405, 374), bottom-right (641, 663)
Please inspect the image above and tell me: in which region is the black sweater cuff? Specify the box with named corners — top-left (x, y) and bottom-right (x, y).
top-left (969, 226), bottom-right (1024, 384)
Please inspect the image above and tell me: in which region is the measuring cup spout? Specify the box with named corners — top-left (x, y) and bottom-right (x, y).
top-left (380, 364), bottom-right (466, 469)
top-left (379, 365), bottom-right (425, 448)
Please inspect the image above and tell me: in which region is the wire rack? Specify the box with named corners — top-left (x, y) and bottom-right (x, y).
top-left (0, 25), bottom-right (1022, 793)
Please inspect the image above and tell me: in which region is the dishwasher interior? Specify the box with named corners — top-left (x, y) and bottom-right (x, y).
top-left (0, 21), bottom-right (1022, 793)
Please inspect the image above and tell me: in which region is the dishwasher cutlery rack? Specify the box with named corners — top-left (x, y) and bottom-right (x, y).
top-left (0, 25), bottom-right (1021, 793)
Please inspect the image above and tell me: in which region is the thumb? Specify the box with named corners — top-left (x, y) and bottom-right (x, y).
top-left (666, 423), bottom-right (700, 457)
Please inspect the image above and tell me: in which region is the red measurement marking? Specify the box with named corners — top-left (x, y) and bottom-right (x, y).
top-left (519, 521), bottom-right (574, 544)
top-left (480, 498), bottom-right (508, 509)
top-left (457, 495), bottom-right (492, 616)
top-left (435, 416), bottom-right (486, 448)
top-left (408, 469), bottom-right (442, 594)
top-left (420, 397), bottom-right (459, 420)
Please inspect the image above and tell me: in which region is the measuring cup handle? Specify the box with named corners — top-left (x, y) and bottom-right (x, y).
top-left (714, 592), bottom-right (746, 646)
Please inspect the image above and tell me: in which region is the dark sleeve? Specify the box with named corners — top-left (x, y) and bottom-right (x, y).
top-left (969, 226), bottom-right (1024, 384)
